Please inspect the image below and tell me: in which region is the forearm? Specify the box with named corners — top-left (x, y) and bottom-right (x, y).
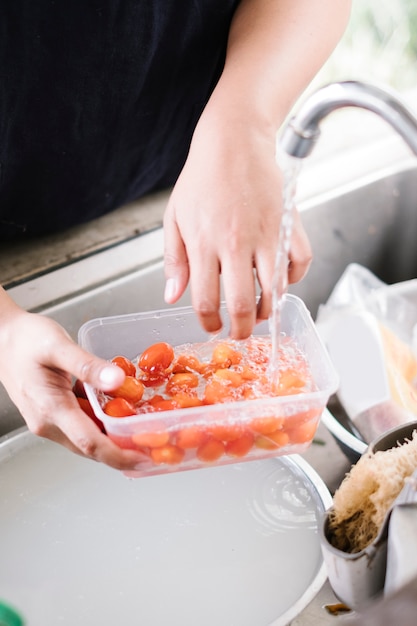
top-left (208, 0), bottom-right (352, 130)
top-left (0, 286), bottom-right (24, 329)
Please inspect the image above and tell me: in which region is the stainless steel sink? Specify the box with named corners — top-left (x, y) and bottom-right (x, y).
top-left (2, 141), bottom-right (417, 437)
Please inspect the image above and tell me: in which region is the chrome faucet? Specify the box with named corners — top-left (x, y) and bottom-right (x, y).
top-left (280, 80), bottom-right (417, 158)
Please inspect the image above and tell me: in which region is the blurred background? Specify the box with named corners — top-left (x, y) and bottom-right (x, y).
top-left (316, 0), bottom-right (417, 92)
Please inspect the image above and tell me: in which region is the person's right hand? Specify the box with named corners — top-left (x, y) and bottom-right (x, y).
top-left (0, 296), bottom-right (145, 471)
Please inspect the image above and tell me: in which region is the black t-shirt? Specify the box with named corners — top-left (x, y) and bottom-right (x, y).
top-left (0, 0), bottom-right (239, 239)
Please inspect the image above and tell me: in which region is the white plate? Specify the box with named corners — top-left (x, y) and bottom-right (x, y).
top-left (0, 428), bottom-right (331, 626)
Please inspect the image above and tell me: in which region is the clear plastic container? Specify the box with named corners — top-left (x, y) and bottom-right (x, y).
top-left (79, 295), bottom-right (339, 477)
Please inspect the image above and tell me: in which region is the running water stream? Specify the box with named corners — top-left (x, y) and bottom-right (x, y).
top-left (269, 154), bottom-right (302, 387)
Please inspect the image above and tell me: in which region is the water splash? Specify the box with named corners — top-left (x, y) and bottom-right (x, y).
top-left (269, 154), bottom-right (302, 385)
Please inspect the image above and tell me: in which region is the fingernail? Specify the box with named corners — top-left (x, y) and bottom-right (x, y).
top-left (99, 365), bottom-right (120, 386)
top-left (164, 277), bottom-right (177, 302)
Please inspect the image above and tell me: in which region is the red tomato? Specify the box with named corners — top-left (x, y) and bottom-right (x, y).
top-left (211, 343), bottom-right (242, 368)
top-left (212, 368), bottom-right (243, 387)
top-left (165, 372), bottom-right (199, 395)
top-left (139, 373), bottom-right (169, 388)
top-left (249, 416), bottom-right (284, 435)
top-left (111, 355), bottom-right (136, 377)
top-left (172, 354), bottom-right (202, 374)
top-left (109, 433), bottom-right (146, 451)
top-left (196, 438), bottom-right (225, 463)
top-left (138, 342), bottom-right (174, 373)
top-left (203, 380), bottom-right (235, 404)
top-left (103, 397), bottom-right (136, 417)
top-left (175, 426), bottom-right (207, 449)
top-left (108, 376), bottom-right (144, 403)
top-left (150, 398), bottom-right (180, 412)
top-left (132, 431), bottom-right (170, 448)
top-left (206, 422), bottom-right (244, 442)
top-left (225, 431), bottom-right (254, 457)
top-left (286, 420), bottom-right (318, 444)
top-left (255, 430), bottom-right (290, 450)
top-left (171, 394), bottom-right (204, 409)
top-left (150, 444), bottom-right (185, 465)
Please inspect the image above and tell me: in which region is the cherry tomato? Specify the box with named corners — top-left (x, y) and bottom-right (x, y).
top-left (150, 444), bottom-right (185, 465)
top-left (150, 398), bottom-right (180, 412)
top-left (109, 433), bottom-right (147, 452)
top-left (103, 397), bottom-right (136, 417)
top-left (211, 343), bottom-right (242, 368)
top-left (286, 420), bottom-right (318, 444)
top-left (175, 426), bottom-right (207, 449)
top-left (212, 368), bottom-right (243, 387)
top-left (172, 394), bottom-right (204, 409)
top-left (196, 438), bottom-right (225, 463)
top-left (172, 354), bottom-right (202, 374)
top-left (139, 342), bottom-right (174, 374)
top-left (108, 376), bottom-right (144, 403)
top-left (249, 416), bottom-right (284, 435)
top-left (274, 369), bottom-right (307, 396)
top-left (225, 431), bottom-right (254, 457)
top-left (203, 380), bottom-right (235, 404)
top-left (132, 431), bottom-right (170, 448)
top-left (255, 430), bottom-right (290, 450)
top-left (165, 372), bottom-right (199, 395)
top-left (111, 355), bottom-right (136, 377)
top-left (139, 373), bottom-right (169, 388)
top-left (206, 422), bottom-right (244, 442)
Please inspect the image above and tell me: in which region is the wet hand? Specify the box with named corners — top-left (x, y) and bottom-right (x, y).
top-left (163, 111), bottom-right (311, 340)
top-left (0, 309), bottom-right (146, 471)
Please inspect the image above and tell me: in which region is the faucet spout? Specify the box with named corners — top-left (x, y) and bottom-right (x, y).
top-left (280, 81), bottom-right (417, 158)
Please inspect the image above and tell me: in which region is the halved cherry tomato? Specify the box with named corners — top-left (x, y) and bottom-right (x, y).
top-left (103, 397), bottom-right (136, 417)
top-left (151, 444), bottom-right (185, 465)
top-left (196, 438), bottom-right (225, 462)
top-left (111, 355), bottom-right (136, 377)
top-left (132, 431), bottom-right (170, 448)
top-left (108, 376), bottom-right (144, 403)
top-left (139, 342), bottom-right (174, 373)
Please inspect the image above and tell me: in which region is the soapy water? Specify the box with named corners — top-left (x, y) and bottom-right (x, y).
top-left (0, 435), bottom-right (325, 626)
top-left (269, 154), bottom-right (303, 386)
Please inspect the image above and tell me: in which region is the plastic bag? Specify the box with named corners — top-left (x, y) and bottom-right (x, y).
top-left (316, 264), bottom-right (417, 443)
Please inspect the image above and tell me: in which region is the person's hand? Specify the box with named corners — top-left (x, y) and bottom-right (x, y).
top-left (163, 105), bottom-right (312, 340)
top-left (0, 305), bottom-right (145, 470)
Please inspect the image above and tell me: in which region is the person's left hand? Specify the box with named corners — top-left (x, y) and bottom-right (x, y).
top-left (163, 105), bottom-right (312, 340)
